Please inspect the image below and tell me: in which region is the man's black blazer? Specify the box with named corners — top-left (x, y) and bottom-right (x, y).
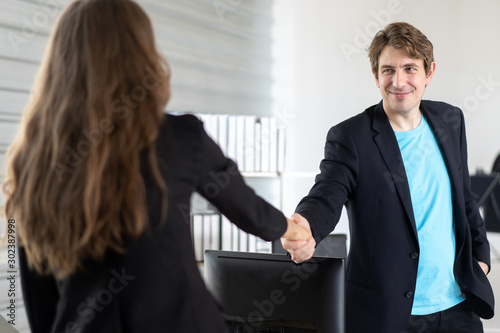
top-left (19, 114), bottom-right (288, 333)
top-left (296, 100), bottom-right (495, 332)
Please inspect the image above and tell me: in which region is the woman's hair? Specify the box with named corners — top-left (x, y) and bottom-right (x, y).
top-left (368, 22), bottom-right (434, 78)
top-left (3, 0), bottom-right (170, 278)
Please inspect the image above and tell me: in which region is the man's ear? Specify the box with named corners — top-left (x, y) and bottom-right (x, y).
top-left (425, 62), bottom-right (436, 86)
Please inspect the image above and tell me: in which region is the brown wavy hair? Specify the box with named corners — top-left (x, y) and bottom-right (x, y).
top-left (3, 0), bottom-right (169, 278)
top-left (368, 22), bottom-right (434, 78)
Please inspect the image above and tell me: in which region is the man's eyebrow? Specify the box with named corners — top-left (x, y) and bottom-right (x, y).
top-left (403, 62), bottom-right (421, 68)
top-left (380, 62), bottom-right (421, 69)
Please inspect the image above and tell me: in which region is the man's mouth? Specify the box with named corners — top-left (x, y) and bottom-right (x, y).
top-left (389, 90), bottom-right (413, 98)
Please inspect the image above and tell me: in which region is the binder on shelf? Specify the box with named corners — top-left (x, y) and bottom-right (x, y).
top-left (235, 116), bottom-right (246, 170)
top-left (260, 117), bottom-right (270, 172)
top-left (202, 215), bottom-right (212, 253)
top-left (277, 127), bottom-right (286, 173)
top-left (227, 115), bottom-right (237, 162)
top-left (244, 115), bottom-right (256, 172)
top-left (232, 224), bottom-right (240, 252)
top-left (217, 114), bottom-right (228, 155)
top-left (221, 215), bottom-right (232, 251)
top-left (247, 234), bottom-right (257, 253)
top-left (269, 117), bottom-right (278, 172)
top-left (210, 214), bottom-right (221, 251)
top-left (209, 115), bottom-right (219, 146)
top-left (198, 114), bottom-right (212, 138)
top-left (239, 230), bottom-right (248, 252)
top-left (192, 215), bottom-right (203, 262)
top-left (199, 113), bottom-right (219, 148)
top-left (254, 120), bottom-right (262, 172)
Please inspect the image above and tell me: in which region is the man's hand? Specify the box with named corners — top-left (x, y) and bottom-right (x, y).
top-left (282, 217), bottom-right (312, 241)
top-left (478, 261), bottom-right (489, 275)
top-left (281, 213), bottom-right (316, 263)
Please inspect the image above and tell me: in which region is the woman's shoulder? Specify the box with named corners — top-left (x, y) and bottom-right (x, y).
top-left (154, 113), bottom-right (208, 158)
top-left (162, 113), bottom-right (203, 131)
top-left (158, 113), bottom-right (204, 141)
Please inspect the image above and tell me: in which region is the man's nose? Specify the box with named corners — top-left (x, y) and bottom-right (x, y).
top-left (392, 71), bottom-right (406, 89)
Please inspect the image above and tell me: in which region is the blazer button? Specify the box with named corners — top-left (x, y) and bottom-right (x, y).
top-left (410, 252), bottom-right (419, 259)
top-left (406, 292), bottom-right (414, 299)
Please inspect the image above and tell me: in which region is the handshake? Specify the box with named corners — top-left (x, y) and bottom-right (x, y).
top-left (280, 213), bottom-right (317, 263)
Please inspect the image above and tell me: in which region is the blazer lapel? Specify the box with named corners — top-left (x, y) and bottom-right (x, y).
top-left (371, 102), bottom-right (418, 241)
top-left (420, 102), bottom-right (464, 235)
top-left (420, 102), bottom-right (461, 184)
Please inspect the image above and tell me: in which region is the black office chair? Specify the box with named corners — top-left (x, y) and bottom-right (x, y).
top-left (470, 172), bottom-right (500, 232)
top-left (471, 171), bottom-right (500, 261)
top-left (483, 154), bottom-right (500, 233)
top-left (204, 250), bottom-right (345, 333)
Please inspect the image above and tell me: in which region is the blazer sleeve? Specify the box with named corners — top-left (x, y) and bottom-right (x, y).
top-left (194, 119), bottom-right (287, 241)
top-left (18, 246), bottom-right (59, 333)
top-left (295, 123), bottom-right (358, 244)
top-left (458, 111), bottom-right (491, 268)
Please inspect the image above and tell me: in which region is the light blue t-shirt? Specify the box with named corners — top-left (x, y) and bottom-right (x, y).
top-left (394, 115), bottom-right (465, 315)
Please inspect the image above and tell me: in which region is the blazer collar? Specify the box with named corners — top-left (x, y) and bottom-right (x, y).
top-left (420, 101), bottom-right (460, 171)
top-left (420, 101), bottom-right (462, 202)
top-left (371, 101), bottom-right (418, 241)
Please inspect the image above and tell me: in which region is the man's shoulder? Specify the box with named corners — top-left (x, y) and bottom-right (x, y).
top-left (420, 100), bottom-right (464, 124)
top-left (420, 100), bottom-right (465, 135)
top-left (421, 100), bottom-right (460, 113)
top-left (322, 104), bottom-right (381, 142)
top-left (334, 103), bottom-right (379, 129)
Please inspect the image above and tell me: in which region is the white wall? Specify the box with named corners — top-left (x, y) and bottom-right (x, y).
top-left (274, 0), bottom-right (500, 230)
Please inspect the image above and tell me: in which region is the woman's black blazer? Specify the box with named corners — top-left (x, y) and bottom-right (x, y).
top-left (19, 114), bottom-right (287, 333)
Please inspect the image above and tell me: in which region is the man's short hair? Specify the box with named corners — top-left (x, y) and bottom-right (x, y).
top-left (368, 22), bottom-right (434, 78)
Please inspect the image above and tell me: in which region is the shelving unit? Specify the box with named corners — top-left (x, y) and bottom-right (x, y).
top-left (190, 113), bottom-right (285, 263)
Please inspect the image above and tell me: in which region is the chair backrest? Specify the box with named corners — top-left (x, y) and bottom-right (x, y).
top-left (204, 250), bottom-right (345, 333)
top-left (471, 173), bottom-right (500, 232)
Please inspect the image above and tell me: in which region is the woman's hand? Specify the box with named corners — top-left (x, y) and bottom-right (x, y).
top-left (281, 213), bottom-right (316, 263)
top-left (281, 216), bottom-right (312, 242)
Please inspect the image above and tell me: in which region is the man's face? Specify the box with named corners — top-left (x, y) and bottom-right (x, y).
top-left (374, 46), bottom-right (435, 116)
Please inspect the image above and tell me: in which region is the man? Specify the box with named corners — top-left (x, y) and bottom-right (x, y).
top-left (282, 22), bottom-right (494, 333)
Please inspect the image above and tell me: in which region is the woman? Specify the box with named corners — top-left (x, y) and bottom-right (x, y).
top-left (3, 0), bottom-right (310, 332)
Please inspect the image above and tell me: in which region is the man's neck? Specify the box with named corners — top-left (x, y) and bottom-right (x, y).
top-left (384, 105), bottom-right (422, 132)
